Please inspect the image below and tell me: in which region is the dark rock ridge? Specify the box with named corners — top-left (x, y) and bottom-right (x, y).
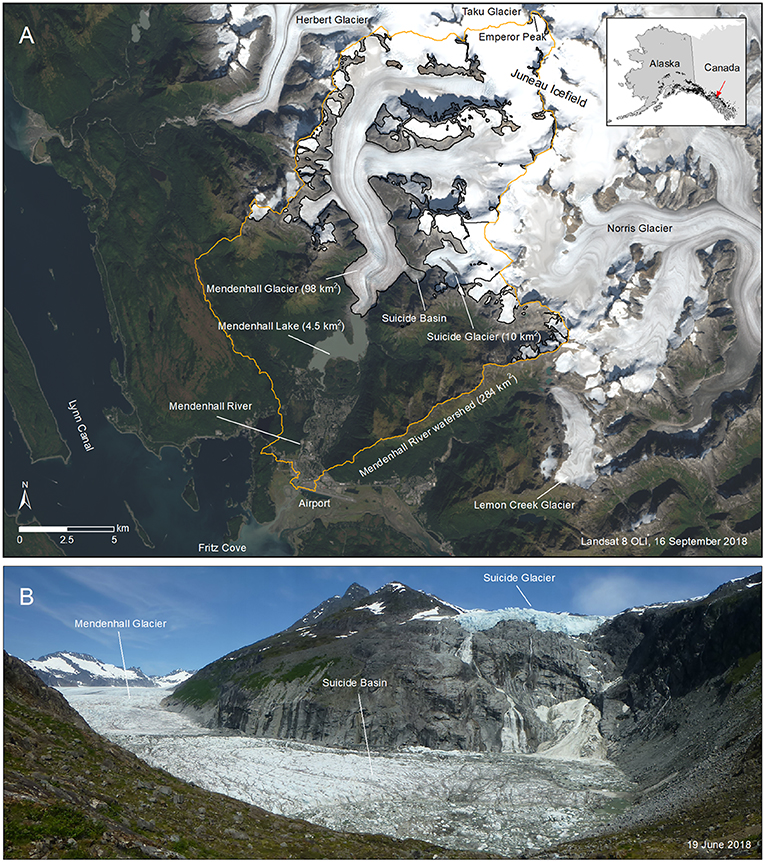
top-left (287, 582), bottom-right (370, 630)
top-left (166, 576), bottom-right (759, 750)
top-left (600, 361), bottom-right (761, 477)
top-left (165, 576), bottom-right (761, 833)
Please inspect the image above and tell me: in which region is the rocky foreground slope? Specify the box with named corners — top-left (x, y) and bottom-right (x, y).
top-left (165, 576), bottom-right (762, 854)
top-left (3, 651), bottom-right (481, 860)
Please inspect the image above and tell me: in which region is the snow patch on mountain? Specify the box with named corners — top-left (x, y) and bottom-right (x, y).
top-left (623, 597), bottom-right (705, 615)
top-left (406, 608), bottom-right (451, 623)
top-left (620, 573), bottom-right (760, 614)
top-left (423, 592), bottom-right (466, 614)
top-left (380, 582), bottom-right (464, 616)
top-left (499, 696), bottom-right (528, 753)
top-left (288, 583), bottom-right (370, 631)
top-left (355, 601), bottom-right (385, 615)
top-left (456, 634), bottom-right (473, 665)
top-left (457, 607), bottom-right (607, 636)
top-left (153, 670), bottom-right (194, 688)
top-left (25, 652), bottom-right (192, 688)
top-left (730, 573), bottom-right (762, 587)
top-left (26, 652), bottom-right (153, 686)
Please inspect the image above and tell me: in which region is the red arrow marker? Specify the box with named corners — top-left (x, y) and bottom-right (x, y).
top-left (715, 81), bottom-right (726, 97)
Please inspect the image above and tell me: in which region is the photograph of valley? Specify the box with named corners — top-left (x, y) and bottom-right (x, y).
top-left (3, 566), bottom-right (761, 859)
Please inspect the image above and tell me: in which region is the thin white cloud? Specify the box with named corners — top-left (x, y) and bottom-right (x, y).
top-left (570, 573), bottom-right (648, 616)
top-left (567, 568), bottom-right (740, 616)
top-left (57, 567), bottom-right (216, 628)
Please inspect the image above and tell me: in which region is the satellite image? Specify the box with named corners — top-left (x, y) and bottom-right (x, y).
top-left (3, 4), bottom-right (762, 557)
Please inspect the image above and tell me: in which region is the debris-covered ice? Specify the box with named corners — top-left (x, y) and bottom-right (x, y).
top-left (62, 687), bottom-right (634, 857)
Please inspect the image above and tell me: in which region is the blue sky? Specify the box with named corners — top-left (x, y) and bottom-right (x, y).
top-left (4, 566), bottom-right (757, 675)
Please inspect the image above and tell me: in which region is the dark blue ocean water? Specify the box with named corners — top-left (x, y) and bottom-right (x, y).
top-left (4, 107), bottom-right (289, 557)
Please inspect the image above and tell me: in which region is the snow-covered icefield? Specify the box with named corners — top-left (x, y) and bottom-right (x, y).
top-left (63, 687), bottom-right (635, 856)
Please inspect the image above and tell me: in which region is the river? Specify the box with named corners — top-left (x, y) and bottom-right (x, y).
top-left (4, 97), bottom-right (289, 557)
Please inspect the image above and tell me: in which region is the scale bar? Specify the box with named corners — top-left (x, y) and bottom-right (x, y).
top-left (18, 525), bottom-right (116, 533)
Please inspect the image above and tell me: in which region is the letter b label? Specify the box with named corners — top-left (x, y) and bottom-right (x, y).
top-left (20, 587), bottom-right (34, 605)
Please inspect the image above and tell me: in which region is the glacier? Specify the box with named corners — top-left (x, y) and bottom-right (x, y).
top-left (61, 686), bottom-right (635, 857)
top-left (456, 606), bottom-right (607, 635)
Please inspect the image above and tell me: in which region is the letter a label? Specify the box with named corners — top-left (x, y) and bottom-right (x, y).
top-left (20, 588), bottom-right (34, 605)
top-left (19, 26), bottom-right (35, 44)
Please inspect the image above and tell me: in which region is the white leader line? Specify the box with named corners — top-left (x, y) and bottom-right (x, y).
top-left (358, 691), bottom-right (374, 778)
top-left (536, 481), bottom-right (562, 500)
top-left (287, 334), bottom-right (330, 355)
top-left (516, 585), bottom-right (532, 608)
top-left (117, 632), bottom-right (131, 699)
top-left (217, 416), bottom-right (300, 445)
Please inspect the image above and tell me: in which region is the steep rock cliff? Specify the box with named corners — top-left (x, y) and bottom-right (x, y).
top-left (164, 575), bottom-right (760, 774)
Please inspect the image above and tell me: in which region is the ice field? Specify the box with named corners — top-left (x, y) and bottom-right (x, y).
top-left (63, 686), bottom-right (634, 856)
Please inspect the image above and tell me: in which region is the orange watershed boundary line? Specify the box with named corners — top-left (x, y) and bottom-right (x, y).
top-left (194, 11), bottom-right (569, 494)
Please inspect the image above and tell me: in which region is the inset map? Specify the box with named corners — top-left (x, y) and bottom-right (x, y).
top-left (607, 17), bottom-right (747, 125)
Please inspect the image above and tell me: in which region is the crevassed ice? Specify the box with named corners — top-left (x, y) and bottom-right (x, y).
top-left (457, 607), bottom-right (606, 635)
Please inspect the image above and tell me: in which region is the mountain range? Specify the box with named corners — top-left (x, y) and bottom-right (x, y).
top-left (25, 652), bottom-right (192, 689)
top-left (164, 575), bottom-right (762, 853)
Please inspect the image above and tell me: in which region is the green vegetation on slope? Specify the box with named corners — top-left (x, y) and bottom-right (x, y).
top-left (4, 308), bottom-right (71, 463)
top-left (181, 478), bottom-right (199, 511)
top-left (5, 651), bottom-right (485, 859)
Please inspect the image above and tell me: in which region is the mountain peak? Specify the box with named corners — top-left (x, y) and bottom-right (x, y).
top-left (287, 582), bottom-right (371, 630)
top-left (342, 582), bottom-right (370, 601)
top-left (354, 581), bottom-right (464, 620)
top-left (7, 651), bottom-right (449, 859)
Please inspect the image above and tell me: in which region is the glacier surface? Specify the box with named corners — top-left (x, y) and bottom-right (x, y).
top-left (456, 607), bottom-right (607, 635)
top-left (62, 687), bottom-right (634, 857)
